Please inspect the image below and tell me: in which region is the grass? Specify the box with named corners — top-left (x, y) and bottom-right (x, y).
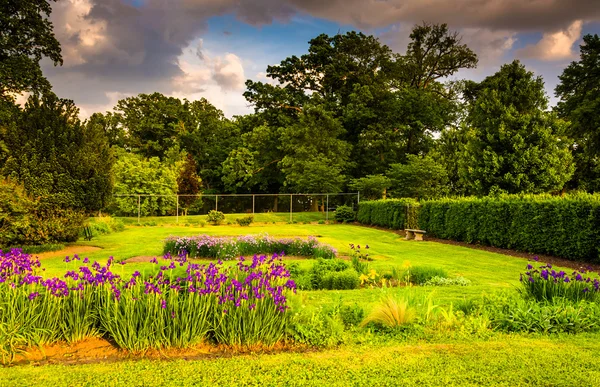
top-left (2, 335), bottom-right (600, 386)
top-left (6, 220), bottom-right (597, 384)
top-left (117, 212), bottom-right (331, 225)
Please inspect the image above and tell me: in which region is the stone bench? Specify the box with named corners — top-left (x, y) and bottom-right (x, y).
top-left (405, 229), bottom-right (426, 241)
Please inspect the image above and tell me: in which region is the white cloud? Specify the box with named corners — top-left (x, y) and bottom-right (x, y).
top-left (516, 20), bottom-right (583, 61)
top-left (212, 53), bottom-right (246, 91)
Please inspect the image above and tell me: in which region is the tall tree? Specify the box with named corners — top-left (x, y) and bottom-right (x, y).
top-left (555, 34), bottom-right (600, 191)
top-left (2, 93), bottom-right (113, 212)
top-left (0, 0), bottom-right (62, 99)
top-left (387, 155), bottom-right (449, 199)
top-left (459, 61), bottom-right (574, 195)
top-left (279, 105), bottom-right (351, 197)
top-left (177, 154), bottom-right (201, 216)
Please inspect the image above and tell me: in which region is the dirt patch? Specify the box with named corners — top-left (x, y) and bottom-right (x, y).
top-left (122, 256), bottom-right (157, 263)
top-left (34, 246), bottom-right (102, 260)
top-left (13, 338), bottom-right (311, 366)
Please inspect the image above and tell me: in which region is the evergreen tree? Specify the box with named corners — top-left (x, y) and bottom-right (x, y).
top-left (177, 154), bottom-right (202, 216)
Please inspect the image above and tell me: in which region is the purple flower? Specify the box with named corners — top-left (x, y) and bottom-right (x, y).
top-left (28, 292), bottom-right (40, 300)
top-left (161, 299), bottom-right (167, 309)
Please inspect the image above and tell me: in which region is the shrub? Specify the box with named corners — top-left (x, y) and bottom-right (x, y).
top-left (320, 269), bottom-right (360, 290)
top-left (88, 216), bottom-right (125, 236)
top-left (419, 194), bottom-right (600, 263)
top-left (485, 295), bottom-right (600, 334)
top-left (339, 304), bottom-right (365, 328)
top-left (408, 266), bottom-right (448, 285)
top-left (308, 259), bottom-right (349, 289)
top-left (356, 199), bottom-right (418, 229)
top-left (198, 220), bottom-right (207, 228)
top-left (207, 210), bottom-right (225, 225)
top-left (318, 220), bottom-right (325, 225)
top-left (334, 205), bottom-right (355, 223)
top-left (287, 307), bottom-right (345, 348)
top-left (236, 216), bottom-right (254, 227)
top-left (519, 262), bottom-right (599, 303)
top-left (361, 296), bottom-right (416, 329)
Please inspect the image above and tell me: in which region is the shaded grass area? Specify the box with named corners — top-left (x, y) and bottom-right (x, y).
top-left (117, 212), bottom-right (330, 225)
top-left (3, 334), bottom-right (600, 386)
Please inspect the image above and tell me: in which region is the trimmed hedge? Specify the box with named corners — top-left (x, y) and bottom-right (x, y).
top-left (419, 194), bottom-right (600, 263)
top-left (357, 199), bottom-right (418, 229)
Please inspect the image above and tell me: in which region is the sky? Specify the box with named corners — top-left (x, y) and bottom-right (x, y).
top-left (40, 0), bottom-right (600, 118)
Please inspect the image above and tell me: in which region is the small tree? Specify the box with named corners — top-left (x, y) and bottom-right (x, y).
top-left (349, 174), bottom-right (392, 200)
top-left (387, 155), bottom-right (449, 199)
top-left (177, 154), bottom-right (202, 216)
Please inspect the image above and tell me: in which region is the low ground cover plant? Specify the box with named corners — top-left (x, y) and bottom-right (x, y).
top-left (163, 234), bottom-right (336, 260)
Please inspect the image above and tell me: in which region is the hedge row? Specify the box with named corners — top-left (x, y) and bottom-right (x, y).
top-left (356, 199), bottom-right (418, 229)
top-left (418, 194), bottom-right (600, 263)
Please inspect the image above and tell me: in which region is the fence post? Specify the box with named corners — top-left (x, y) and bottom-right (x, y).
top-left (176, 195), bottom-right (179, 224)
top-left (357, 191), bottom-right (360, 204)
top-left (215, 195), bottom-right (218, 212)
top-left (137, 195), bottom-right (141, 224)
top-left (326, 194), bottom-right (329, 222)
top-left (252, 194), bottom-right (255, 215)
top-left (290, 194), bottom-right (293, 223)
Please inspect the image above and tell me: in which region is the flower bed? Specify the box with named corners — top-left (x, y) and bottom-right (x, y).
top-left (0, 248), bottom-right (296, 362)
top-left (163, 234), bottom-right (336, 259)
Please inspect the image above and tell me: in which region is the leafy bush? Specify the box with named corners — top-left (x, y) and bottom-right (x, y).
top-left (198, 220), bottom-right (207, 228)
top-left (287, 307), bottom-right (345, 348)
top-left (408, 266), bottom-right (448, 285)
top-left (339, 304), bottom-right (365, 328)
top-left (361, 296), bottom-right (416, 329)
top-left (235, 216), bottom-right (254, 227)
top-left (0, 179), bottom-right (35, 247)
top-left (419, 193), bottom-right (600, 262)
top-left (318, 220), bottom-right (325, 225)
top-left (357, 198), bottom-right (418, 229)
top-left (334, 205), bottom-right (355, 223)
top-left (485, 295), bottom-right (600, 334)
top-left (207, 210), bottom-right (225, 225)
top-left (424, 276), bottom-right (471, 286)
top-left (9, 244), bottom-right (65, 254)
top-left (320, 269), bottom-right (360, 290)
top-left (308, 259), bottom-right (349, 289)
top-left (519, 262), bottom-right (599, 303)
top-left (88, 216), bottom-right (125, 236)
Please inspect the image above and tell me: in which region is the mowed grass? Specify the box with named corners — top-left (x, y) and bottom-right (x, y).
top-left (37, 222), bottom-right (532, 309)
top-left (3, 335), bottom-right (600, 386)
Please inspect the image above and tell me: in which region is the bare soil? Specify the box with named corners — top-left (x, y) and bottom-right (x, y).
top-left (34, 246), bottom-right (102, 260)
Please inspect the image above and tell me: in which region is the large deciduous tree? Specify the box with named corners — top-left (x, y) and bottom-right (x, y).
top-left (2, 93), bottom-right (113, 212)
top-left (0, 0), bottom-right (62, 99)
top-left (459, 61), bottom-right (574, 195)
top-left (177, 154), bottom-right (202, 215)
top-left (555, 34), bottom-right (600, 192)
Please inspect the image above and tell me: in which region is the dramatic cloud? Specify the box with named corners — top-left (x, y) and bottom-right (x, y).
top-left (42, 0), bottom-right (600, 117)
top-left (516, 20), bottom-right (583, 61)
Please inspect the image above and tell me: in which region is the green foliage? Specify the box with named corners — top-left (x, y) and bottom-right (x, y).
top-left (555, 34), bottom-right (600, 192)
top-left (235, 216), bottom-right (254, 227)
top-left (320, 269), bottom-right (360, 290)
top-left (88, 216), bottom-right (125, 236)
top-left (485, 295), bottom-right (600, 334)
top-left (0, 179), bottom-right (36, 246)
top-left (0, 0), bottom-right (62, 98)
top-left (308, 259), bottom-right (350, 290)
top-left (334, 205), bottom-right (355, 223)
top-left (387, 155), bottom-right (449, 199)
top-left (408, 266), bottom-right (448, 285)
top-left (349, 175), bottom-right (391, 200)
top-left (419, 194), bottom-right (600, 262)
top-left (2, 94), bottom-right (113, 212)
top-left (356, 198), bottom-right (418, 229)
top-left (286, 307), bottom-right (346, 348)
top-left (207, 210), bottom-right (225, 225)
top-left (111, 150), bottom-right (178, 216)
top-left (177, 154), bottom-right (201, 214)
top-left (460, 61), bottom-right (574, 195)
top-left (339, 304), bottom-right (365, 328)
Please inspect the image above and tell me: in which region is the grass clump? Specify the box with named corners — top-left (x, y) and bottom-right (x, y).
top-left (361, 296), bottom-right (416, 329)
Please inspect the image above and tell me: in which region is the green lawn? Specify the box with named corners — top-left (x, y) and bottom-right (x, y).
top-left (7, 222), bottom-right (597, 385)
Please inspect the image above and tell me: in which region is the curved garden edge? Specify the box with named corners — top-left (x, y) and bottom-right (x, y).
top-left (350, 223), bottom-right (600, 273)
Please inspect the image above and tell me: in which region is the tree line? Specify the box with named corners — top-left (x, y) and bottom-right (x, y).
top-left (2, 2), bottom-right (600, 227)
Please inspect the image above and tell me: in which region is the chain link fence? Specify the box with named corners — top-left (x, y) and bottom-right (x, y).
top-left (111, 193), bottom-right (360, 223)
